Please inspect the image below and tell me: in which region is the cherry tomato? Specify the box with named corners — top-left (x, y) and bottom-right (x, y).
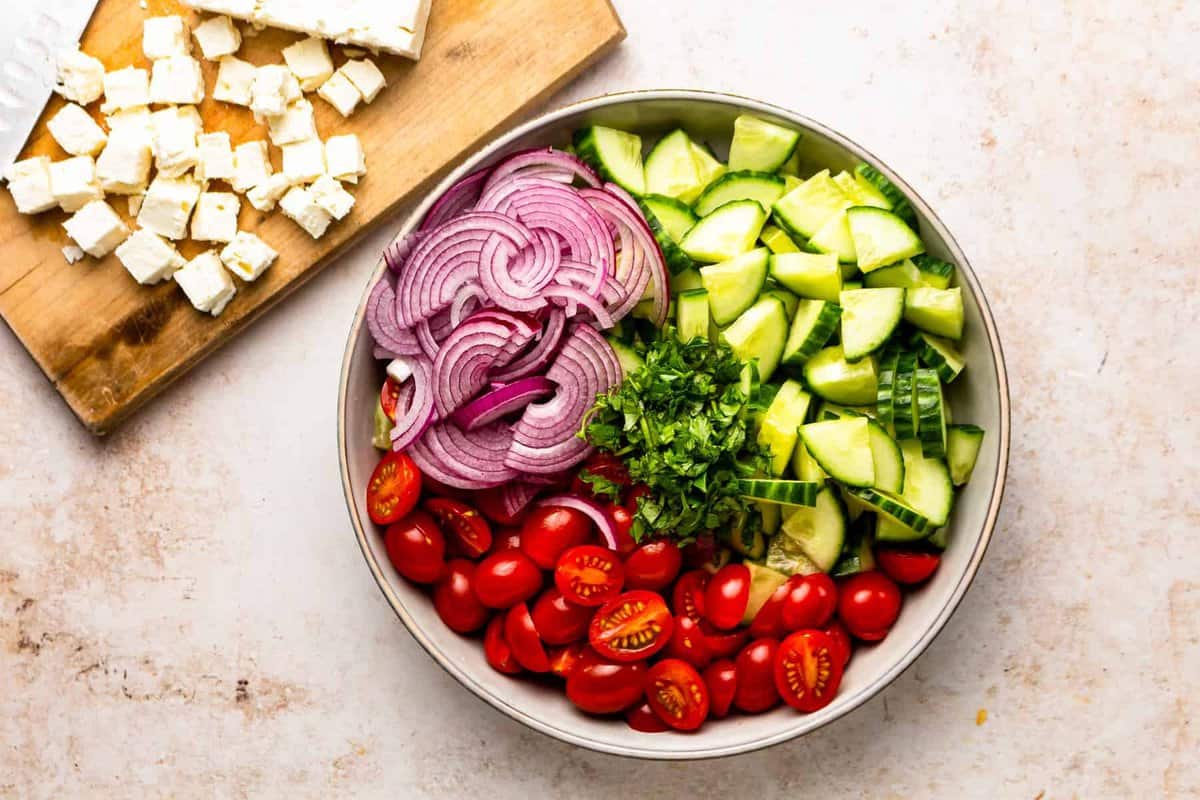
top-left (380, 378), bottom-right (401, 422)
top-left (781, 573), bottom-right (838, 631)
top-left (432, 558), bottom-right (490, 633)
top-left (665, 614), bottom-right (711, 669)
top-left (588, 590), bottom-right (674, 662)
top-left (733, 638), bottom-right (780, 714)
top-left (671, 570), bottom-right (709, 623)
top-left (625, 701), bottom-right (670, 732)
top-left (530, 588), bottom-right (593, 645)
top-left (624, 483), bottom-right (652, 515)
top-left (838, 571), bottom-right (902, 641)
top-left (473, 551), bottom-right (542, 609)
top-left (571, 453), bottom-right (630, 500)
top-left (682, 533), bottom-right (719, 570)
top-left (645, 658), bottom-right (709, 731)
top-left (504, 602), bottom-right (550, 672)
top-left (566, 658), bottom-right (647, 714)
top-left (774, 630), bottom-right (844, 713)
top-left (520, 506), bottom-right (593, 569)
top-left (608, 504), bottom-right (638, 556)
top-left (823, 620), bottom-right (853, 667)
top-left (383, 511), bottom-right (445, 584)
top-left (491, 527), bottom-right (523, 553)
top-left (474, 486), bottom-right (528, 526)
top-left (877, 549), bottom-right (941, 585)
top-left (554, 545), bottom-right (624, 607)
top-left (548, 642), bottom-right (588, 679)
top-left (705, 564), bottom-right (751, 630)
top-left (702, 659), bottom-right (737, 719)
top-left (366, 451), bottom-right (422, 526)
top-left (424, 497), bottom-right (492, 558)
top-left (700, 622), bottom-right (749, 660)
top-left (624, 540), bottom-right (683, 591)
top-left (483, 615), bottom-right (521, 675)
top-left (749, 578), bottom-right (793, 639)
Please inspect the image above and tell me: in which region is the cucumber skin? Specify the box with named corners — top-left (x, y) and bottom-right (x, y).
top-left (911, 254), bottom-right (955, 289)
top-left (854, 163), bottom-right (917, 225)
top-left (694, 170), bottom-right (786, 217)
top-left (891, 352), bottom-right (919, 440)
top-left (847, 487), bottom-right (938, 536)
top-left (573, 126), bottom-right (645, 195)
top-left (782, 300), bottom-right (841, 366)
top-left (738, 479), bottom-right (820, 507)
top-left (839, 287), bottom-right (906, 362)
top-left (876, 348), bottom-right (901, 425)
top-left (639, 198), bottom-right (696, 275)
top-left (913, 332), bottom-right (966, 383)
top-left (947, 424), bottom-right (985, 486)
top-left (915, 368), bottom-right (947, 459)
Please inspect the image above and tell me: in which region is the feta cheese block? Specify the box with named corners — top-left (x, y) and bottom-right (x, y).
top-left (324, 134), bottom-right (366, 183)
top-left (196, 132), bottom-right (236, 182)
top-left (49, 156), bottom-right (104, 212)
top-left (114, 229), bottom-right (187, 284)
top-left (250, 65), bottom-right (301, 118)
top-left (47, 104), bottom-right (108, 157)
top-left (310, 174), bottom-right (355, 220)
top-left (149, 57), bottom-right (206, 105)
top-left (175, 251), bottom-right (236, 316)
top-left (192, 15), bottom-right (243, 59)
top-left (101, 67), bottom-right (151, 114)
top-left (281, 139), bottom-right (325, 183)
top-left (266, 99), bottom-right (317, 146)
top-left (54, 50), bottom-right (105, 105)
top-left (63, 200), bottom-right (129, 258)
top-left (339, 59), bottom-right (386, 103)
top-left (278, 186), bottom-right (332, 239)
top-left (138, 174), bottom-right (202, 240)
top-left (128, 194), bottom-right (145, 216)
top-left (106, 107), bottom-right (153, 144)
top-left (220, 231), bottom-right (278, 281)
top-left (62, 245), bottom-right (86, 264)
top-left (282, 37), bottom-right (333, 92)
top-left (150, 107), bottom-right (201, 177)
top-left (246, 173), bottom-right (291, 212)
top-left (96, 131), bottom-right (153, 195)
top-left (191, 191), bottom-right (241, 242)
top-left (231, 140), bottom-right (272, 193)
top-left (317, 71), bottom-right (359, 117)
top-left (213, 56), bottom-right (256, 106)
top-left (5, 156), bottom-right (58, 214)
top-left (143, 16), bottom-right (192, 59)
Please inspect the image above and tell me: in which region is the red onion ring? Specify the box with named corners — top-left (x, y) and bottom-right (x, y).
top-left (490, 307), bottom-right (566, 382)
top-left (420, 166), bottom-right (491, 232)
top-left (432, 310), bottom-right (537, 417)
top-left (482, 148), bottom-right (601, 194)
top-left (389, 356), bottom-right (436, 451)
top-left (366, 276), bottom-right (422, 356)
top-left (535, 494), bottom-right (621, 550)
top-left (450, 376), bottom-right (555, 430)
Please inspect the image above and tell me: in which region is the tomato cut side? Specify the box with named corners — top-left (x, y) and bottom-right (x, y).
top-left (555, 545), bottom-right (624, 607)
top-left (665, 614), bottom-right (712, 670)
top-left (383, 511), bottom-right (445, 584)
top-left (433, 559), bottom-right (490, 633)
top-left (520, 506), bottom-right (593, 569)
top-left (424, 497), bottom-right (492, 558)
top-left (671, 570), bottom-right (709, 623)
top-left (483, 615), bottom-right (521, 675)
top-left (380, 378), bottom-right (401, 422)
top-left (530, 588), bottom-right (593, 645)
top-left (625, 701), bottom-right (671, 732)
top-left (623, 540), bottom-right (683, 592)
top-left (504, 602), bottom-right (551, 672)
top-left (702, 659), bottom-right (737, 719)
top-left (780, 573), bottom-right (838, 632)
top-left (566, 658), bottom-right (647, 714)
top-left (774, 630), bottom-right (844, 713)
top-left (366, 451), bottom-right (422, 526)
top-left (588, 590), bottom-right (674, 662)
top-left (733, 638), bottom-right (780, 714)
top-left (705, 564), bottom-right (751, 630)
top-left (645, 659), bottom-right (709, 731)
top-left (548, 642), bottom-right (588, 679)
top-left (473, 551), bottom-right (542, 609)
top-left (877, 548), bottom-right (941, 584)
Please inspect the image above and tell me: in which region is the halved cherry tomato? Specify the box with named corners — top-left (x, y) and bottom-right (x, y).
top-left (733, 638), bottom-right (780, 713)
top-left (781, 573), bottom-right (838, 631)
top-left (877, 548), bottom-right (941, 585)
top-left (572, 453), bottom-right (630, 501)
top-left (520, 506), bottom-right (593, 569)
top-left (474, 486), bottom-right (528, 526)
top-left (838, 571), bottom-right (902, 641)
top-left (530, 587), bottom-right (593, 645)
top-left (624, 540), bottom-right (683, 591)
top-left (607, 504), bottom-right (638, 556)
top-left (702, 659), bottom-right (737, 719)
top-left (665, 614), bottom-right (711, 670)
top-left (384, 511), bottom-right (445, 584)
top-left (588, 590), bottom-right (674, 662)
top-left (645, 658), bottom-right (709, 731)
top-left (473, 550), bottom-right (542, 609)
top-left (433, 558), bottom-right (489, 633)
top-left (700, 622), bottom-right (749, 660)
top-left (671, 570), bottom-right (709, 623)
top-left (483, 615), bottom-right (521, 675)
top-left (380, 378), bottom-right (401, 422)
top-left (705, 564), bottom-right (751, 630)
top-left (491, 527), bottom-right (523, 553)
top-left (625, 701), bottom-right (670, 732)
top-left (555, 545), bottom-right (624, 607)
top-left (504, 602), bottom-right (550, 672)
top-left (548, 642), bottom-right (588, 679)
top-left (366, 451), bottom-right (422, 526)
top-left (566, 658), bottom-right (647, 714)
top-left (424, 497), bottom-right (492, 558)
top-left (749, 577), bottom-right (793, 639)
top-left (775, 629), bottom-right (844, 712)
top-left (823, 620), bottom-right (853, 668)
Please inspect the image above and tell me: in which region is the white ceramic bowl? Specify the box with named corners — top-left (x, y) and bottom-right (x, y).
top-left (338, 90), bottom-right (1011, 760)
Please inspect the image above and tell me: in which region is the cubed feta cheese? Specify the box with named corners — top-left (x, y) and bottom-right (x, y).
top-left (106, 107), bottom-right (153, 144)
top-left (266, 99), bottom-right (317, 146)
top-left (324, 134), bottom-right (366, 183)
top-left (191, 191), bottom-right (241, 242)
top-left (309, 174), bottom-right (355, 220)
top-left (96, 130), bottom-right (153, 195)
top-left (219, 231), bottom-right (278, 281)
top-left (246, 173), bottom-right (291, 212)
top-left (317, 71), bottom-right (359, 117)
top-left (180, 0), bottom-right (255, 15)
top-left (150, 108), bottom-right (200, 177)
top-left (47, 103), bottom-right (108, 156)
top-left (128, 194), bottom-right (144, 216)
top-left (54, 49), bottom-right (105, 105)
top-left (62, 199), bottom-right (129, 257)
top-left (138, 174), bottom-right (202, 240)
top-left (282, 37), bottom-right (333, 92)
top-left (278, 185), bottom-right (332, 239)
top-left (175, 250), bottom-right (236, 316)
top-left (196, 132), bottom-right (236, 181)
top-left (5, 156), bottom-right (58, 214)
top-left (250, 65), bottom-right (300, 118)
top-left (386, 358), bottom-right (413, 384)
top-left (143, 16), bottom-right (191, 60)
top-left (101, 67), bottom-right (151, 114)
top-left (213, 56), bottom-right (256, 106)
top-left (154, 105), bottom-right (204, 136)
top-left (49, 156), bottom-right (104, 212)
top-left (339, 59), bottom-right (386, 103)
top-left (192, 15), bottom-right (242, 59)
top-left (149, 57), bottom-right (205, 105)
top-left (114, 229), bottom-right (187, 284)
top-left (62, 245), bottom-right (86, 264)
top-left (281, 139), bottom-right (325, 183)
top-left (231, 140), bottom-right (272, 193)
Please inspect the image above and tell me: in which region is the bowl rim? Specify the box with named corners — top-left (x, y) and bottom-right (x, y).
top-left (337, 88), bottom-right (1011, 760)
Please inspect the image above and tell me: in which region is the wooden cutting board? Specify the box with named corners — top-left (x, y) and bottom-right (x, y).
top-left (0, 0), bottom-right (624, 434)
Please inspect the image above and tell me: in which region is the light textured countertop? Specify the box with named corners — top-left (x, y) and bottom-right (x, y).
top-left (3, 2), bottom-right (1198, 797)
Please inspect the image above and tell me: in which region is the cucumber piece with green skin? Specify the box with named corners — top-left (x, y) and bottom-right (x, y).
top-left (876, 347), bottom-right (900, 426)
top-left (772, 169), bottom-right (851, 240)
top-left (738, 479), bottom-right (820, 507)
top-left (854, 163), bottom-right (916, 224)
top-left (847, 487), bottom-right (937, 536)
top-left (915, 368), bottom-right (948, 458)
top-left (926, 526), bottom-right (950, 549)
top-left (912, 332), bottom-right (966, 383)
top-left (816, 401), bottom-right (875, 421)
top-left (756, 379), bottom-right (813, 476)
top-left (866, 417), bottom-right (905, 493)
top-left (760, 224), bottom-right (801, 254)
top-left (608, 339), bottom-right (645, 376)
top-left (780, 485), bottom-right (847, 572)
top-left (644, 129), bottom-right (706, 202)
top-left (763, 286), bottom-right (799, 320)
top-left (791, 443), bottom-right (827, 483)
top-left (768, 252), bottom-right (842, 302)
top-left (372, 399), bottom-right (392, 450)
top-left (846, 206), bottom-right (926, 272)
top-left (947, 424), bottom-right (985, 485)
top-left (670, 267), bottom-right (704, 295)
top-left (831, 516), bottom-right (876, 577)
top-left (766, 532), bottom-right (822, 576)
top-left (679, 199), bottom-right (767, 263)
top-left (911, 254), bottom-right (955, 289)
top-left (809, 211), bottom-right (858, 266)
top-left (688, 140), bottom-right (727, 193)
top-left (778, 148), bottom-right (801, 177)
top-left (721, 296), bottom-right (790, 382)
top-left (864, 259), bottom-right (924, 289)
top-left (833, 170), bottom-right (892, 210)
top-left (891, 352), bottom-right (919, 440)
top-left (839, 287), bottom-right (906, 362)
top-left (843, 280), bottom-right (863, 290)
top-left (639, 195), bottom-right (695, 275)
top-left (728, 114), bottom-right (801, 172)
top-left (742, 562), bottom-right (789, 623)
top-left (700, 247), bottom-right (770, 325)
top-left (875, 512), bottom-right (927, 543)
top-left (694, 170), bottom-right (786, 216)
top-left (573, 126), bottom-right (645, 195)
top-left (895, 440), bottom-right (954, 526)
top-left (905, 287), bottom-right (964, 339)
top-left (676, 289), bottom-right (711, 343)
top-left (839, 486), bottom-right (872, 521)
top-left (758, 501), bottom-right (781, 535)
top-left (781, 299), bottom-right (842, 366)
top-left (800, 417), bottom-right (874, 488)
top-left (803, 345), bottom-right (879, 406)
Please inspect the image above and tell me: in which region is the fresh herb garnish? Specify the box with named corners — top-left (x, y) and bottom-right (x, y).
top-left (577, 470), bottom-right (624, 502)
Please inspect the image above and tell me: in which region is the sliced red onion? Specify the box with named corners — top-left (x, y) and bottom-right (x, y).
top-left (449, 283), bottom-right (487, 328)
top-left (432, 310), bottom-right (538, 417)
top-left (505, 436), bottom-right (592, 475)
top-left (384, 230), bottom-right (426, 274)
top-left (420, 166), bottom-right (491, 232)
top-left (482, 148), bottom-right (601, 195)
top-left (410, 421), bottom-right (519, 488)
top-left (580, 186), bottom-right (668, 326)
top-left (416, 319), bottom-right (440, 360)
top-left (535, 494), bottom-right (620, 550)
top-left (389, 356), bottom-right (436, 451)
top-left (479, 179), bottom-right (614, 274)
top-left (476, 228), bottom-right (553, 313)
top-left (500, 482), bottom-right (543, 519)
top-left (450, 376), bottom-right (554, 430)
top-left (543, 284), bottom-right (615, 329)
top-left (490, 307), bottom-right (566, 382)
top-left (366, 277), bottom-right (422, 356)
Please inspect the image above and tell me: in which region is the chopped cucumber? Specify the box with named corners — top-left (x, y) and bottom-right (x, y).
top-left (809, 212), bottom-right (858, 266)
top-left (688, 140), bottom-right (728, 193)
top-left (891, 351), bottom-right (919, 440)
top-left (700, 247), bottom-right (770, 325)
top-left (768, 252), bottom-right (842, 302)
top-left (905, 287), bottom-right (964, 339)
top-left (875, 513), bottom-right (926, 543)
top-left (915, 368), bottom-right (948, 458)
top-left (758, 501), bottom-right (782, 535)
top-left (679, 199), bottom-right (767, 263)
top-left (864, 259), bottom-right (924, 289)
top-left (854, 163), bottom-right (916, 224)
top-left (831, 518), bottom-right (877, 577)
top-left (760, 224), bottom-right (801, 254)
top-left (772, 169), bottom-right (851, 239)
top-left (832, 170), bottom-right (891, 210)
top-left (694, 170), bottom-right (786, 216)
top-left (766, 532), bottom-right (821, 576)
top-left (670, 267), bottom-right (704, 294)
top-left (847, 206), bottom-right (925, 272)
top-left (727, 511), bottom-right (767, 559)
top-left (782, 299), bottom-right (841, 366)
top-left (839, 287), bottom-right (906, 361)
top-left (639, 194), bottom-right (696, 274)
top-left (926, 526), bottom-right (950, 549)
top-left (875, 347), bottom-right (900, 426)
top-left (372, 399), bottom-right (392, 450)
top-left (644, 129), bottom-right (706, 202)
top-left (816, 401), bottom-right (875, 421)
top-left (895, 440), bottom-right (954, 527)
top-left (608, 339), bottom-right (645, 376)
top-left (756, 379), bottom-right (813, 475)
top-left (843, 280), bottom-right (863, 290)
top-left (573, 126), bottom-right (645, 195)
top-left (763, 286), bottom-right (799, 319)
top-left (803, 345), bottom-right (879, 406)
top-left (866, 417), bottom-right (905, 493)
top-left (778, 149), bottom-right (801, 177)
top-left (779, 485), bottom-right (847, 572)
top-left (912, 332), bottom-right (966, 383)
top-left (728, 114), bottom-right (800, 172)
top-left (912, 254), bottom-right (955, 289)
top-left (676, 288), bottom-right (711, 342)
top-left (947, 424), bottom-right (985, 486)
top-left (801, 417), bottom-right (874, 488)
top-left (792, 443), bottom-right (827, 483)
top-left (721, 296), bottom-right (790, 382)
top-left (742, 562), bottom-right (789, 623)
top-left (847, 486), bottom-right (937, 536)
top-left (739, 478), bottom-right (820, 507)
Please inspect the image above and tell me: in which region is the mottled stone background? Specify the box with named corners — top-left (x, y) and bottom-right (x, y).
top-left (2, 1), bottom-right (1197, 797)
